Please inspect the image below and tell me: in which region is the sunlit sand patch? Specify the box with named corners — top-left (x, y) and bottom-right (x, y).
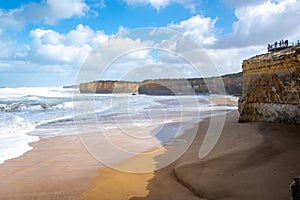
top-left (80, 146), bottom-right (166, 200)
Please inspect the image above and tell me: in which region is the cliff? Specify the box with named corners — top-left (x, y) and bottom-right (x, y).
top-left (238, 46), bottom-right (300, 124)
top-left (138, 73), bottom-right (242, 95)
top-left (188, 72), bottom-right (242, 95)
top-left (79, 81), bottom-right (139, 94)
top-left (79, 73), bottom-right (242, 95)
top-left (63, 85), bottom-right (79, 89)
top-left (138, 79), bottom-right (194, 95)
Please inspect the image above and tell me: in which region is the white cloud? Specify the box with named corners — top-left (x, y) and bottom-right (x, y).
top-left (77, 36), bottom-right (154, 83)
top-left (0, 37), bottom-right (17, 59)
top-left (168, 15), bottom-right (218, 46)
top-left (43, 0), bottom-right (89, 24)
top-left (147, 16), bottom-right (262, 75)
top-left (64, 24), bottom-right (108, 47)
top-left (162, 0), bottom-right (300, 75)
top-left (0, 31), bottom-right (28, 60)
top-left (123, 0), bottom-right (170, 9)
top-left (214, 0), bottom-right (300, 48)
top-left (149, 28), bottom-right (220, 77)
top-left (122, 0), bottom-right (198, 11)
top-left (28, 24), bottom-right (109, 66)
top-left (0, 0), bottom-right (89, 29)
top-left (0, 61), bottom-right (10, 70)
top-left (0, 10), bottom-right (21, 30)
top-left (206, 46), bottom-right (266, 75)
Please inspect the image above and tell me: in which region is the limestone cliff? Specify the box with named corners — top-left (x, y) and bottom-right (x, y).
top-left (138, 73), bottom-right (242, 95)
top-left (138, 79), bottom-right (194, 95)
top-left (188, 73), bottom-right (242, 95)
top-left (79, 73), bottom-right (242, 95)
top-left (79, 81), bottom-right (139, 94)
top-left (238, 46), bottom-right (300, 124)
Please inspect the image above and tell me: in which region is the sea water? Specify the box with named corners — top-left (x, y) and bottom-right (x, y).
top-left (0, 87), bottom-right (237, 165)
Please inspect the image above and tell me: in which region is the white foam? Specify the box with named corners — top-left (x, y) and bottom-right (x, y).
top-left (0, 87), bottom-right (76, 99)
top-left (0, 114), bottom-right (39, 164)
top-left (0, 87), bottom-right (75, 165)
top-left (0, 134), bottom-right (39, 165)
top-left (0, 89), bottom-right (238, 166)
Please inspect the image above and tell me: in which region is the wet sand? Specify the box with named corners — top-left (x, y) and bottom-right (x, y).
top-left (0, 135), bottom-right (101, 199)
top-left (172, 111), bottom-right (300, 200)
top-left (80, 111), bottom-right (300, 200)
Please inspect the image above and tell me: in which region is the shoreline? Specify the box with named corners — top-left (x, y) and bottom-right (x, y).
top-left (0, 94), bottom-right (236, 167)
top-left (0, 96), bottom-right (236, 200)
top-left (0, 96), bottom-right (299, 199)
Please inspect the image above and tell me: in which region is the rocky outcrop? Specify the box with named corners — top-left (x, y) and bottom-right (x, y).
top-left (79, 81), bottom-right (139, 94)
top-left (238, 46), bottom-right (300, 124)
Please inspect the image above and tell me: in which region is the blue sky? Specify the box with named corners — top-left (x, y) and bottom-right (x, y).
top-left (0, 0), bottom-right (299, 87)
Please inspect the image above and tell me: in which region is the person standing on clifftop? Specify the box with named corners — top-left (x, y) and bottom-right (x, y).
top-left (290, 177), bottom-right (300, 200)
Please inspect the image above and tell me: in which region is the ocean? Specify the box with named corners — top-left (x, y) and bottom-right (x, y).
top-left (0, 87), bottom-right (237, 165)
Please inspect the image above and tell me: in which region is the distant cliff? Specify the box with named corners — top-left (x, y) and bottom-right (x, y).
top-left (79, 73), bottom-right (242, 95)
top-left (188, 73), bottom-right (242, 95)
top-left (238, 46), bottom-right (300, 124)
top-left (79, 81), bottom-right (139, 94)
top-left (63, 85), bottom-right (78, 89)
top-left (138, 79), bottom-right (194, 95)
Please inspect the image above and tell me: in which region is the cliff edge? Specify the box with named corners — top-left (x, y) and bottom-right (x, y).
top-left (238, 46), bottom-right (300, 124)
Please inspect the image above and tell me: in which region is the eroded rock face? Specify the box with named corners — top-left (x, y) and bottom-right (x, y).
top-left (79, 73), bottom-right (243, 96)
top-left (238, 46), bottom-right (300, 124)
top-left (79, 81), bottom-right (139, 94)
top-left (138, 79), bottom-right (194, 95)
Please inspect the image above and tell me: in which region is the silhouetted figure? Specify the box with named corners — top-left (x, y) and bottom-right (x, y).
top-left (290, 177), bottom-right (300, 200)
top-left (268, 44), bottom-right (272, 52)
top-left (267, 39), bottom-right (292, 52)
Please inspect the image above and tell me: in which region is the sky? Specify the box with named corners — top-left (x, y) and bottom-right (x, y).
top-left (0, 0), bottom-right (299, 87)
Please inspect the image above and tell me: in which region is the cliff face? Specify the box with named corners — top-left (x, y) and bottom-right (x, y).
top-left (138, 79), bottom-right (194, 95)
top-left (238, 46), bottom-right (300, 124)
top-left (79, 81), bottom-right (139, 94)
top-left (138, 73), bottom-right (242, 95)
top-left (188, 72), bottom-right (242, 95)
top-left (79, 73), bottom-right (242, 95)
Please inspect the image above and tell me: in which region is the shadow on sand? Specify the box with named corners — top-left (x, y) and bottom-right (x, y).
top-left (130, 111), bottom-right (300, 200)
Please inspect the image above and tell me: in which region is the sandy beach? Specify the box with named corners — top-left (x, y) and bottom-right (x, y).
top-left (0, 107), bottom-right (299, 199)
top-left (0, 135), bottom-right (101, 199)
